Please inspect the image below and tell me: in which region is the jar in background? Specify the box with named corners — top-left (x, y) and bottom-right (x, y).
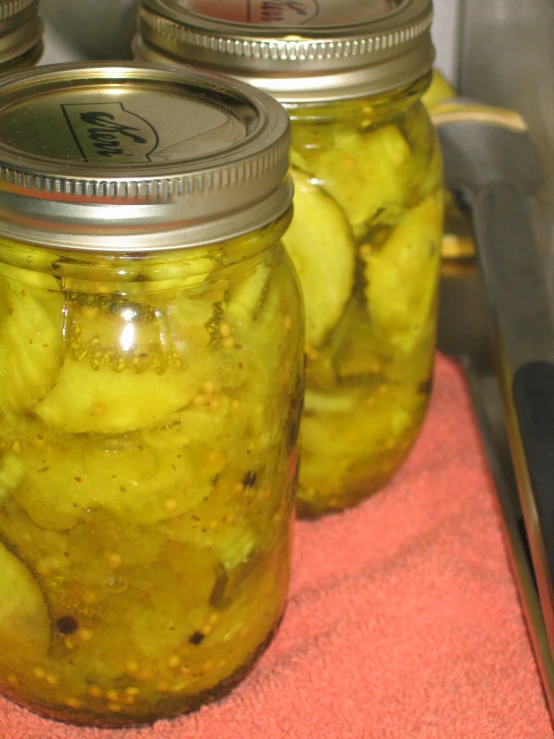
top-left (422, 68), bottom-right (456, 109)
top-left (0, 0), bottom-right (42, 72)
top-left (134, 0), bottom-right (445, 516)
top-left (0, 62), bottom-right (302, 726)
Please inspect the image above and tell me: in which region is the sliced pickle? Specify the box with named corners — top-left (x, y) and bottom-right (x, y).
top-left (31, 293), bottom-right (217, 434)
top-left (161, 466), bottom-right (259, 568)
top-left (292, 124), bottom-right (411, 229)
top-left (304, 389), bottom-right (355, 414)
top-left (0, 500), bottom-right (71, 571)
top-left (325, 295), bottom-right (388, 383)
top-left (282, 168), bottom-right (355, 347)
top-left (364, 190), bottom-right (444, 353)
top-left (0, 453), bottom-right (25, 506)
top-left (415, 133), bottom-right (443, 204)
top-left (222, 255), bottom-right (300, 451)
top-left (400, 104), bottom-right (444, 204)
top-left (0, 279), bottom-right (64, 414)
top-left (54, 252), bottom-right (218, 297)
top-left (163, 512), bottom-right (258, 592)
top-left (164, 439), bottom-right (288, 568)
top-left (18, 434), bottom-right (225, 528)
top-left (141, 401), bottom-right (232, 449)
top-left (226, 260), bottom-right (283, 361)
top-left (140, 398), bottom-right (252, 465)
top-left (0, 504), bottom-right (165, 596)
top-left (32, 360), bottom-right (201, 434)
top-left (0, 540), bottom-right (51, 659)
top-left (0, 259), bottom-right (59, 291)
top-left (422, 69), bottom-right (456, 109)
top-left (225, 263), bottom-right (270, 327)
top-left (300, 388), bottom-right (422, 496)
top-left (299, 412), bottom-right (354, 496)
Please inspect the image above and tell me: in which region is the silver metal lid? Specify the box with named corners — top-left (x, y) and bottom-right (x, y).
top-left (0, 62), bottom-right (292, 252)
top-left (135, 0), bottom-right (434, 102)
top-left (0, 0), bottom-right (34, 22)
top-left (0, 0), bottom-right (42, 65)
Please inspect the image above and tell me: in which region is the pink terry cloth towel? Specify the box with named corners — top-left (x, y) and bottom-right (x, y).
top-left (0, 353), bottom-right (552, 739)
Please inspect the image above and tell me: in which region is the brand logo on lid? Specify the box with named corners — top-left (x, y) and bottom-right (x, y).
top-left (178, 0), bottom-right (405, 28)
top-left (181, 0), bottom-right (319, 26)
top-left (253, 0), bottom-right (319, 24)
top-left (62, 102), bottom-right (159, 163)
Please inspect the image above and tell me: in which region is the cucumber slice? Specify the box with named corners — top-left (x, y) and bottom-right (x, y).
top-left (54, 251), bottom-right (218, 296)
top-left (141, 400), bottom-right (231, 448)
top-left (221, 251), bottom-right (303, 452)
top-left (282, 168), bottom-right (355, 347)
top-left (304, 389), bottom-right (355, 414)
top-left (0, 260), bottom-right (59, 291)
top-left (292, 124), bottom-right (411, 229)
top-left (400, 104), bottom-right (444, 204)
top-left (124, 255), bottom-right (216, 293)
top-left (31, 294), bottom-right (217, 434)
top-left (364, 191), bottom-right (444, 353)
top-left (0, 540), bottom-right (51, 659)
top-left (140, 395), bottom-right (256, 466)
top-left (0, 453), bottom-right (25, 508)
top-left (32, 360), bottom-right (200, 434)
top-left (327, 296), bottom-right (390, 383)
top-left (18, 432), bottom-right (225, 528)
top-left (0, 279), bottom-right (64, 414)
top-left (225, 264), bottom-right (270, 327)
top-left (299, 386), bottom-right (422, 496)
top-left (161, 471), bottom-right (258, 570)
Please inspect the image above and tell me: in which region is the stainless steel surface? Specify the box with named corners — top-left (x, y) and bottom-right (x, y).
top-left (454, 360), bottom-right (554, 719)
top-left (439, 242), bottom-right (554, 719)
top-left (438, 110), bottom-right (554, 666)
top-left (0, 0), bottom-right (41, 64)
top-left (0, 62), bottom-right (293, 251)
top-left (436, 99), bottom-right (554, 718)
top-left (135, 0), bottom-right (434, 102)
top-left (435, 102), bottom-right (551, 369)
top-left (472, 372), bottom-right (554, 721)
top-left (459, 0), bottom-right (554, 298)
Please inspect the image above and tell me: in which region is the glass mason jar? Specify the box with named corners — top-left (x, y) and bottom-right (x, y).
top-left (134, 0), bottom-right (445, 516)
top-left (0, 0), bottom-right (42, 73)
top-left (0, 63), bottom-right (303, 727)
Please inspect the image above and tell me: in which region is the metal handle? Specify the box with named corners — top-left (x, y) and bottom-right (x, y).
top-left (513, 362), bottom-right (554, 591)
top-left (468, 181), bottom-right (554, 658)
